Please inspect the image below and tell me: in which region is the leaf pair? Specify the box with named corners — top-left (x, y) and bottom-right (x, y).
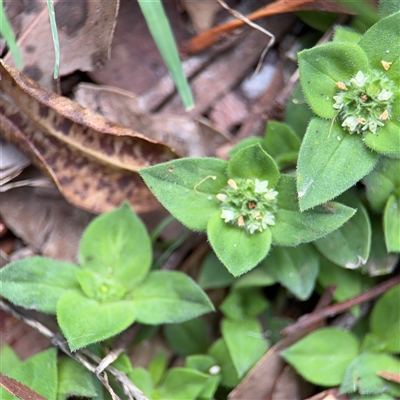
top-left (0, 204), bottom-right (213, 351)
top-left (140, 144), bottom-right (356, 276)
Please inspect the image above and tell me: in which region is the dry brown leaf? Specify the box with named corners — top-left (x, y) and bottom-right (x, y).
top-left (5, 0), bottom-right (120, 89)
top-left (74, 83), bottom-right (228, 157)
top-left (0, 372), bottom-right (47, 400)
top-left (0, 182), bottom-right (93, 262)
top-left (0, 61), bottom-right (178, 214)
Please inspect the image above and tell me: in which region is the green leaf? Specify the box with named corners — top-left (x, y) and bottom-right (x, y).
top-left (197, 251), bottom-right (237, 289)
top-left (57, 290), bottom-right (136, 351)
top-left (163, 318), bottom-right (210, 357)
top-left (137, 0), bottom-right (194, 110)
top-left (297, 10), bottom-right (339, 32)
top-left (222, 318), bottom-right (268, 378)
top-left (0, 257), bottom-right (80, 314)
top-left (272, 175), bottom-right (356, 245)
top-left (333, 26), bottom-right (362, 44)
top-left (140, 158), bottom-right (228, 231)
top-left (128, 368), bottom-right (154, 398)
top-left (185, 355), bottom-right (221, 399)
top-left (364, 216), bottom-right (399, 276)
top-left (233, 265), bottom-right (276, 288)
top-left (281, 328), bottom-right (360, 386)
top-left (228, 144), bottom-right (280, 186)
top-left (208, 339), bottom-right (240, 388)
top-left (314, 191), bottom-right (372, 268)
top-left (370, 284), bottom-right (400, 353)
top-left (318, 259), bottom-right (373, 307)
top-left (284, 82), bottom-right (314, 138)
top-left (0, 345), bottom-right (21, 375)
top-left (158, 368), bottom-right (210, 400)
top-left (130, 271), bottom-right (214, 324)
top-left (363, 157), bottom-right (400, 212)
top-left (148, 352), bottom-right (167, 386)
top-left (2, 348), bottom-right (58, 400)
top-left (228, 137), bottom-right (264, 158)
top-left (297, 118), bottom-right (378, 210)
top-left (76, 269), bottom-right (128, 302)
top-left (79, 203), bottom-right (151, 291)
top-left (364, 120), bottom-right (400, 157)
top-left (384, 195), bottom-right (400, 252)
top-left (264, 121), bottom-right (300, 169)
top-left (298, 42), bottom-right (369, 118)
top-left (262, 244), bottom-right (319, 300)
top-left (340, 353), bottom-right (400, 396)
top-left (358, 11), bottom-right (400, 70)
top-left (220, 288), bottom-right (268, 320)
top-left (207, 211), bottom-right (272, 276)
top-left (379, 0), bottom-right (400, 18)
top-left (57, 358), bottom-right (96, 400)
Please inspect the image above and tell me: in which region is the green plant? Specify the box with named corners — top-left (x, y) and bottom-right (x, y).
top-left (0, 203), bottom-right (213, 351)
top-left (281, 285), bottom-right (400, 398)
top-left (296, 11), bottom-right (400, 211)
top-left (140, 142), bottom-right (355, 276)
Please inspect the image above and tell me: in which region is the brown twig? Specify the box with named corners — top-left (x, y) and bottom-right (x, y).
top-left (281, 275), bottom-right (400, 337)
top-left (182, 0), bottom-right (353, 55)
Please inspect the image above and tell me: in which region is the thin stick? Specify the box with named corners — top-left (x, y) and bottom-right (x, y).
top-left (281, 275), bottom-right (400, 337)
top-left (215, 0), bottom-right (275, 74)
top-left (0, 300), bottom-right (147, 400)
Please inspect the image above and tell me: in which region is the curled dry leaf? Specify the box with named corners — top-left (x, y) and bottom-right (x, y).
top-left (4, 0), bottom-right (120, 89)
top-left (0, 61), bottom-right (178, 214)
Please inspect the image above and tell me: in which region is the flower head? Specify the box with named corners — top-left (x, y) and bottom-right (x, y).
top-left (333, 69), bottom-right (395, 135)
top-left (216, 177), bottom-right (278, 234)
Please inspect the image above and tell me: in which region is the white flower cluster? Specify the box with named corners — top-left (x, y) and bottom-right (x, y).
top-left (333, 70), bottom-right (394, 134)
top-left (216, 178), bottom-right (278, 234)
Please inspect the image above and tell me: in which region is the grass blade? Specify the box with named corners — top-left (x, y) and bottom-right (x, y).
top-left (46, 0), bottom-right (60, 79)
top-left (0, 0), bottom-right (22, 68)
top-left (137, 0), bottom-right (194, 110)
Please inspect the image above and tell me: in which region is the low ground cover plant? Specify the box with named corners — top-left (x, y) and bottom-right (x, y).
top-left (0, 4), bottom-right (399, 400)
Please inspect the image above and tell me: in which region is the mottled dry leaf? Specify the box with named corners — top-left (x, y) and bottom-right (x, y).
top-left (0, 61), bottom-right (177, 213)
top-left (0, 372), bottom-right (47, 400)
top-left (74, 83), bottom-right (228, 157)
top-left (4, 0), bottom-right (120, 89)
top-left (0, 182), bottom-right (93, 262)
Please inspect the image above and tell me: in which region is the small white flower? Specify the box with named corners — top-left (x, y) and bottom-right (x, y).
top-left (254, 179), bottom-right (269, 194)
top-left (264, 189), bottom-right (278, 201)
top-left (350, 71), bottom-right (367, 87)
top-left (262, 212), bottom-right (276, 227)
top-left (333, 95), bottom-right (344, 110)
top-left (342, 116), bottom-right (359, 132)
top-left (216, 193), bottom-right (227, 202)
top-left (247, 221), bottom-right (261, 234)
top-left (221, 209), bottom-right (235, 223)
top-left (377, 89), bottom-right (393, 101)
